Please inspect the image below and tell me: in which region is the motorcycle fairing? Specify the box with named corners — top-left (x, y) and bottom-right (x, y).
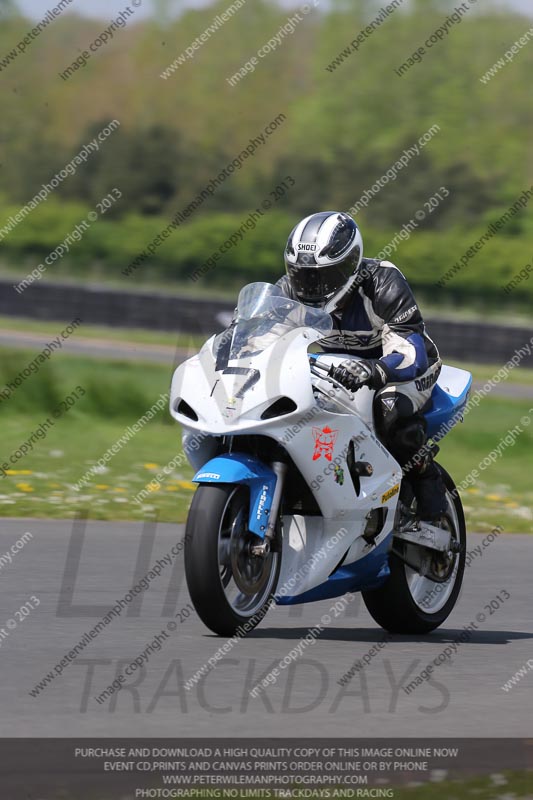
top-left (276, 533), bottom-right (392, 605)
top-left (424, 365), bottom-right (472, 440)
top-left (274, 514), bottom-right (393, 604)
top-left (193, 453), bottom-right (277, 538)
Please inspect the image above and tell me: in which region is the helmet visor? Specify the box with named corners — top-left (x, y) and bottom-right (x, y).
top-left (286, 261), bottom-right (350, 304)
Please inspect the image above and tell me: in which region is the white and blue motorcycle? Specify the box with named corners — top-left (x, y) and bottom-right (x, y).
top-left (170, 283), bottom-right (472, 636)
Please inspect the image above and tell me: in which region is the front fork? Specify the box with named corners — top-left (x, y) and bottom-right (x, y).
top-left (250, 461), bottom-right (287, 557)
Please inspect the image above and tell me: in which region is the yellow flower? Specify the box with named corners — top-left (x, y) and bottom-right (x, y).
top-left (113, 487), bottom-right (127, 492)
top-left (6, 469), bottom-right (33, 476)
top-left (165, 486), bottom-right (179, 492)
top-left (486, 494), bottom-right (503, 502)
top-left (16, 483), bottom-right (34, 492)
top-left (177, 480), bottom-right (196, 491)
top-left (95, 484), bottom-right (109, 490)
top-left (143, 463), bottom-right (159, 470)
top-left (466, 488), bottom-right (480, 494)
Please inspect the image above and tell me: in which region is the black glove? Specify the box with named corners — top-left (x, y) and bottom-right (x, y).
top-left (329, 359), bottom-right (388, 392)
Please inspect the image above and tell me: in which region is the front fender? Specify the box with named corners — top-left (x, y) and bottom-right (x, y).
top-left (193, 453), bottom-right (277, 538)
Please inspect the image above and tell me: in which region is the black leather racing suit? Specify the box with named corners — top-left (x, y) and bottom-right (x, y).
top-left (277, 258), bottom-right (446, 518)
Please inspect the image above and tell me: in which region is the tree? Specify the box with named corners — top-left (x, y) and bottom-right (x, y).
top-left (58, 123), bottom-right (182, 216)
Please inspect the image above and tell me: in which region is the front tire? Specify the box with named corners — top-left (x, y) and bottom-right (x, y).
top-left (185, 484), bottom-right (281, 636)
top-left (362, 465), bottom-right (466, 634)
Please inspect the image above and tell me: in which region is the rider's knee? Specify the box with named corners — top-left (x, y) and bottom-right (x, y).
top-left (374, 391), bottom-right (415, 436)
top-left (387, 414), bottom-right (427, 462)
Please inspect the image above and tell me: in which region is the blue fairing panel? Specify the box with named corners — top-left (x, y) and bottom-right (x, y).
top-left (193, 453), bottom-right (276, 538)
top-left (276, 533), bottom-right (392, 605)
top-left (424, 374), bottom-right (473, 441)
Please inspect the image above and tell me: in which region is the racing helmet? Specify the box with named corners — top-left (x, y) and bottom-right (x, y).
top-left (284, 211), bottom-right (363, 312)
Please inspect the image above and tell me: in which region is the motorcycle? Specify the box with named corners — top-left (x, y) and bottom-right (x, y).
top-left (170, 282), bottom-right (472, 636)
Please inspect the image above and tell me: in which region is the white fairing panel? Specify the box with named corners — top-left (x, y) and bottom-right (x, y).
top-left (171, 329), bottom-right (317, 435)
top-left (436, 364), bottom-right (472, 397)
top-left (276, 516), bottom-right (381, 598)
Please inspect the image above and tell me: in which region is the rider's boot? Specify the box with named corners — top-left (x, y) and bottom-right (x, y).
top-left (411, 452), bottom-right (448, 522)
top-left (383, 413), bottom-right (448, 524)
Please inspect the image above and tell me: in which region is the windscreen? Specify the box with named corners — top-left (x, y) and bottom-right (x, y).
top-left (226, 282), bottom-right (333, 359)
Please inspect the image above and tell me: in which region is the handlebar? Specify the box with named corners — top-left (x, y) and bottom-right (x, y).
top-left (308, 356), bottom-right (355, 398)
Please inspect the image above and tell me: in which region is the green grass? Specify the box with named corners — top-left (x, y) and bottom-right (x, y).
top-left (1, 347), bottom-right (532, 530)
top-left (435, 395), bottom-right (533, 533)
top-left (0, 347), bottom-right (173, 419)
top-left (0, 348), bottom-right (191, 521)
top-left (0, 314), bottom-right (204, 349)
top-left (0, 413), bottom-right (193, 522)
top-left (393, 771), bottom-right (533, 799)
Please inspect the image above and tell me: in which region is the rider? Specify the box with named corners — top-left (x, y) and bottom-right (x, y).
top-left (278, 211), bottom-right (447, 523)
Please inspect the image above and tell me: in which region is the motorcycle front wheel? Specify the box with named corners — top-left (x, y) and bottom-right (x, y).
top-left (184, 484), bottom-right (281, 636)
top-left (362, 464), bottom-right (466, 634)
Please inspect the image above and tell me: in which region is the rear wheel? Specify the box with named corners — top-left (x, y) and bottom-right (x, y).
top-left (362, 465), bottom-right (466, 634)
top-left (185, 484), bottom-right (281, 636)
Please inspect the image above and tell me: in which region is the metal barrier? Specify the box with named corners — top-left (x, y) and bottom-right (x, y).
top-left (0, 279), bottom-right (531, 366)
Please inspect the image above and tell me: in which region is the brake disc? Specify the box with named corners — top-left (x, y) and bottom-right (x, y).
top-left (228, 510), bottom-right (272, 595)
